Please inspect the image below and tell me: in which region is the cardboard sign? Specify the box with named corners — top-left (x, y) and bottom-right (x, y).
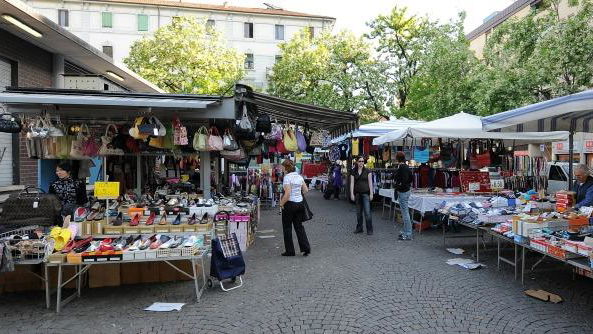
top-left (94, 182), bottom-right (120, 199)
top-left (490, 179), bottom-right (505, 190)
top-left (460, 171), bottom-right (491, 192)
top-left (468, 183), bottom-right (480, 192)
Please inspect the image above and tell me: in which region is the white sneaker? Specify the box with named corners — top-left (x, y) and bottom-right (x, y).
top-left (159, 237), bottom-right (174, 249)
top-left (183, 235), bottom-right (198, 247)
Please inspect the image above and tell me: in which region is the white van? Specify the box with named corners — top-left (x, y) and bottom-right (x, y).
top-left (546, 162), bottom-right (575, 194)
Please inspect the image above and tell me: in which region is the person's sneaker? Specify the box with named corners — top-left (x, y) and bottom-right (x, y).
top-left (398, 235), bottom-right (412, 241)
top-left (353, 230), bottom-right (363, 234)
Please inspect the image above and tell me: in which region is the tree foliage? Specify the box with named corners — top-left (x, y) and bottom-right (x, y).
top-left (124, 17), bottom-right (245, 94)
top-left (268, 29), bottom-right (385, 120)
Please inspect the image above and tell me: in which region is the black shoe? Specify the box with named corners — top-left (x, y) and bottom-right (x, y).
top-left (353, 229), bottom-right (363, 234)
top-left (367, 231), bottom-right (373, 235)
top-left (302, 251), bottom-right (310, 256)
top-left (281, 252), bottom-right (295, 256)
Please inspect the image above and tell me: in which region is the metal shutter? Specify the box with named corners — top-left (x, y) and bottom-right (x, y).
top-left (0, 59), bottom-right (13, 186)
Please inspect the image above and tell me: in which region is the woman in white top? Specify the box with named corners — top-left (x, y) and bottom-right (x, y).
top-left (279, 159), bottom-right (311, 257)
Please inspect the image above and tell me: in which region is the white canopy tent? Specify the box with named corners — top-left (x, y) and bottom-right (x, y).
top-left (330, 118), bottom-right (424, 144)
top-left (373, 112), bottom-right (570, 145)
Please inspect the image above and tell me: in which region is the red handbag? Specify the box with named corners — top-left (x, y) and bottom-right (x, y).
top-left (276, 140), bottom-right (288, 154)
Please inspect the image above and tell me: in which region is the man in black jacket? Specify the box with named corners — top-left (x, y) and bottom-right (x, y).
top-left (394, 152), bottom-right (413, 240)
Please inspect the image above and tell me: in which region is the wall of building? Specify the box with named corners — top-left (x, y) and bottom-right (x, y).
top-left (0, 28), bottom-right (54, 187)
top-left (25, 0), bottom-right (333, 90)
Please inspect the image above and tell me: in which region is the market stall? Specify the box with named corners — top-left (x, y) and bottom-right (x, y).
top-left (0, 86), bottom-right (257, 310)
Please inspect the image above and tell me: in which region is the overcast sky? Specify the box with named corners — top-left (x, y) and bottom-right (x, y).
top-left (205, 0), bottom-right (515, 35)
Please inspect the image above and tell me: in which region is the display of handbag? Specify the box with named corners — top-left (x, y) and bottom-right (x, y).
top-left (129, 117), bottom-right (150, 140)
top-left (173, 117), bottom-right (188, 146)
top-left (263, 119), bottom-right (282, 144)
top-left (193, 126), bottom-right (209, 151)
top-left (44, 115), bottom-right (65, 137)
top-left (2, 187), bottom-right (61, 226)
top-left (125, 136), bottom-right (141, 154)
top-left (255, 113), bottom-right (271, 133)
top-left (100, 124), bottom-right (125, 155)
top-left (69, 124), bottom-right (91, 159)
top-left (283, 126), bottom-right (298, 152)
top-left (207, 126), bottom-right (223, 151)
top-left (276, 139), bottom-right (289, 154)
top-left (309, 130), bottom-right (324, 147)
top-left (321, 131), bottom-right (332, 148)
top-left (296, 128), bottom-right (307, 152)
top-left (26, 117), bottom-right (49, 139)
top-left (0, 110), bottom-right (21, 133)
top-left (221, 148), bottom-right (247, 161)
top-left (236, 103), bottom-right (256, 140)
top-left (137, 116), bottom-right (159, 137)
top-left (223, 129), bottom-right (239, 150)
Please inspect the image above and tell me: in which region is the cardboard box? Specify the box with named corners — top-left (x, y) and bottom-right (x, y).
top-left (154, 226), bottom-right (171, 233)
top-left (89, 264), bottom-right (121, 288)
top-left (48, 253), bottom-right (66, 264)
top-left (138, 225), bottom-right (154, 234)
top-left (93, 221), bottom-right (104, 234)
top-left (82, 221), bottom-right (94, 236)
top-left (67, 253), bottom-right (82, 264)
top-left (103, 226), bottom-right (123, 235)
top-left (122, 226), bottom-right (141, 234)
top-left (183, 225), bottom-right (197, 232)
top-left (170, 225), bottom-right (184, 233)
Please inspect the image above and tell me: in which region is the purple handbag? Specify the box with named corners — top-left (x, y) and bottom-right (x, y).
top-left (296, 129), bottom-right (307, 152)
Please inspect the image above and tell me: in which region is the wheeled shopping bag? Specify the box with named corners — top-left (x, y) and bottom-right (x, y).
top-left (208, 233), bottom-right (245, 291)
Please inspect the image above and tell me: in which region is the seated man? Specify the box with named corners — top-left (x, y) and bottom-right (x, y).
top-left (573, 164), bottom-right (593, 209)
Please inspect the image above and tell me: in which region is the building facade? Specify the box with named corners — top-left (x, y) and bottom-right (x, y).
top-left (23, 0), bottom-right (336, 90)
top-left (467, 0), bottom-right (579, 58)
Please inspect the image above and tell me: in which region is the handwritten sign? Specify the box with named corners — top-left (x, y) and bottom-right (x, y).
top-left (94, 182), bottom-right (120, 199)
top-left (490, 179), bottom-right (505, 191)
top-left (468, 182), bottom-right (480, 192)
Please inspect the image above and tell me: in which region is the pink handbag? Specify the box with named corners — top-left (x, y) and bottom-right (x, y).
top-left (173, 118), bottom-right (188, 146)
top-left (207, 127), bottom-right (223, 151)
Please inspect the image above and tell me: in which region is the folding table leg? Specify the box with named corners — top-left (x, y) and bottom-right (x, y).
top-left (44, 264), bottom-right (50, 309)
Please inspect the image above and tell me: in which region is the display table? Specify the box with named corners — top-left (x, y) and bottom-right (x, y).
top-left (46, 252), bottom-right (208, 313)
top-left (397, 193), bottom-right (489, 213)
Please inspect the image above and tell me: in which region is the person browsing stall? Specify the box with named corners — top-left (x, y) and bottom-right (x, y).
top-left (573, 164), bottom-right (593, 209)
top-left (394, 152), bottom-right (413, 240)
top-left (279, 159), bottom-right (311, 257)
top-left (351, 156), bottom-right (374, 235)
top-left (49, 162), bottom-right (88, 219)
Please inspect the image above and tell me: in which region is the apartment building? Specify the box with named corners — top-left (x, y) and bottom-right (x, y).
top-left (23, 0), bottom-right (336, 90)
top-left (467, 0), bottom-right (579, 58)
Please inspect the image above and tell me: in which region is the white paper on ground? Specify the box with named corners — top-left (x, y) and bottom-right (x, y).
top-left (257, 235), bottom-right (275, 239)
top-left (446, 258), bottom-right (474, 266)
top-left (459, 262), bottom-right (485, 270)
top-left (446, 248), bottom-right (465, 255)
top-left (144, 303), bottom-right (185, 312)
top-left (257, 229), bottom-right (275, 234)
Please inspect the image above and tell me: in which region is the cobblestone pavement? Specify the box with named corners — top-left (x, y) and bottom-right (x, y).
top-left (2, 191), bottom-right (593, 333)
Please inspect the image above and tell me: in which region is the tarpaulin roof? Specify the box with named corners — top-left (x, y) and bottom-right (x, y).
top-left (235, 84), bottom-right (358, 135)
top-left (329, 118), bottom-right (424, 144)
top-left (482, 89), bottom-right (593, 131)
top-left (373, 112), bottom-right (569, 144)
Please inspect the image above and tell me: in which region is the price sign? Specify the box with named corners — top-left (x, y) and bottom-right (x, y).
top-left (94, 182), bottom-right (120, 199)
top-left (468, 182), bottom-right (480, 192)
top-left (490, 179), bottom-right (505, 191)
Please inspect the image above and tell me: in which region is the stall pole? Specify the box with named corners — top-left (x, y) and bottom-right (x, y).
top-left (136, 154), bottom-right (142, 196)
top-left (103, 156), bottom-right (109, 225)
top-left (568, 120), bottom-right (575, 190)
top-left (200, 151), bottom-right (211, 199)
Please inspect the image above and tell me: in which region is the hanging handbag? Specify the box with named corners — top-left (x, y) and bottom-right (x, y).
top-left (192, 126), bottom-right (209, 151)
top-left (27, 117), bottom-right (49, 139)
top-left (207, 127), bottom-right (224, 151)
top-left (236, 103), bottom-right (256, 139)
top-left (125, 137), bottom-right (140, 153)
top-left (296, 128), bottom-right (307, 152)
top-left (173, 117), bottom-right (188, 145)
top-left (0, 111), bottom-right (21, 133)
top-left (2, 187), bottom-right (61, 226)
top-left (276, 139), bottom-right (289, 154)
top-left (301, 196), bottom-right (313, 222)
top-left (283, 126), bottom-right (298, 152)
top-left (153, 116), bottom-right (166, 137)
top-left (413, 140), bottom-right (429, 163)
top-left (223, 129), bottom-right (239, 150)
top-left (82, 125), bottom-right (100, 157)
top-left (138, 116), bottom-right (159, 137)
top-left (70, 124), bottom-right (89, 159)
top-left (100, 124), bottom-right (125, 155)
top-left (263, 119), bottom-right (282, 144)
top-left (309, 130), bottom-right (323, 147)
top-left (221, 148), bottom-right (247, 161)
top-left (255, 113), bottom-right (272, 133)
top-left (44, 115), bottom-right (65, 137)
top-left (129, 117), bottom-right (150, 140)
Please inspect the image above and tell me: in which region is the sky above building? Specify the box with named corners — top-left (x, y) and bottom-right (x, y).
top-left (195, 0), bottom-right (515, 35)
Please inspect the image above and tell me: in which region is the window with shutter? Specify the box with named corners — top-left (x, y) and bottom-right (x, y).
top-left (102, 45), bottom-right (113, 58)
top-left (244, 53), bottom-right (254, 69)
top-left (102, 12), bottom-right (113, 28)
top-left (275, 24), bottom-right (284, 40)
top-left (244, 22), bottom-right (253, 38)
top-left (138, 14), bottom-right (148, 31)
top-left (58, 9), bottom-right (69, 27)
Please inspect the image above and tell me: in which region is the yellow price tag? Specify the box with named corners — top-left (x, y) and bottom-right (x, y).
top-left (94, 182), bottom-right (120, 199)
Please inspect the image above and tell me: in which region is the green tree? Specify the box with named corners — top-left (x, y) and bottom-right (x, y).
top-left (403, 14), bottom-right (479, 120)
top-left (474, 0), bottom-right (593, 116)
top-left (268, 29), bottom-right (386, 118)
top-left (366, 7), bottom-right (432, 110)
top-left (124, 16), bottom-right (245, 94)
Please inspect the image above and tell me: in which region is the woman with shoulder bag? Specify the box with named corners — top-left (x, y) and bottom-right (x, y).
top-left (279, 159), bottom-right (311, 257)
top-left (394, 152), bottom-right (413, 240)
top-left (350, 156), bottom-right (374, 235)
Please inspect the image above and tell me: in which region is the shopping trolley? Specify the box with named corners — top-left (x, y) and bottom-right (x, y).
top-left (207, 233), bottom-right (245, 291)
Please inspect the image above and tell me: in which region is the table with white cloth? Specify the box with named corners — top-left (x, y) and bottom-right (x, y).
top-left (392, 192), bottom-right (490, 232)
top-left (378, 188), bottom-right (395, 218)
